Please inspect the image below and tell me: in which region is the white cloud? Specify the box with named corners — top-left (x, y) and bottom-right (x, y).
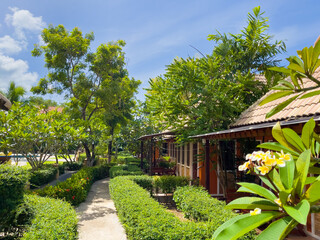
top-left (5, 7), bottom-right (46, 40)
top-left (0, 54), bottom-right (38, 91)
top-left (0, 35), bottom-right (23, 55)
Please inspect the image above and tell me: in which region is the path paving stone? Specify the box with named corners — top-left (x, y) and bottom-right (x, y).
top-left (76, 178), bottom-right (127, 240)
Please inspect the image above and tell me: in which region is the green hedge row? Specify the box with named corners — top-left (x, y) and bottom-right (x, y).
top-left (154, 175), bottom-right (189, 193)
top-left (0, 165), bottom-right (29, 219)
top-left (110, 177), bottom-right (256, 240)
top-left (109, 164), bottom-right (143, 178)
top-left (173, 186), bottom-right (256, 239)
top-left (21, 194), bottom-right (77, 240)
top-left (29, 165), bottom-right (58, 188)
top-left (110, 176), bottom-right (210, 240)
top-left (34, 164), bottom-right (111, 206)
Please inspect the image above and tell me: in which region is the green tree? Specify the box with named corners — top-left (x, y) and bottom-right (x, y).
top-left (3, 81), bottom-right (26, 103)
top-left (0, 104), bottom-right (62, 170)
top-left (146, 7), bottom-right (285, 141)
top-left (26, 96), bottom-right (58, 108)
top-left (31, 25), bottom-right (140, 165)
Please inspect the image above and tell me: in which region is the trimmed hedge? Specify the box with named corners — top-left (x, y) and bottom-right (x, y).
top-left (63, 161), bottom-right (83, 171)
top-left (154, 175), bottom-right (189, 193)
top-left (110, 176), bottom-right (210, 240)
top-left (109, 164), bottom-right (143, 178)
top-left (0, 165), bottom-right (29, 218)
top-left (29, 165), bottom-right (58, 188)
top-left (21, 194), bottom-right (77, 240)
top-left (173, 186), bottom-right (256, 239)
top-left (110, 177), bottom-right (256, 240)
top-left (34, 163), bottom-right (111, 206)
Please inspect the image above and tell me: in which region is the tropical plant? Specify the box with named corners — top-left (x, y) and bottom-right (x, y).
top-left (31, 25), bottom-right (140, 165)
top-left (5, 81), bottom-right (26, 103)
top-left (213, 118), bottom-right (320, 240)
top-left (145, 7), bottom-right (285, 142)
top-left (260, 39), bottom-right (320, 117)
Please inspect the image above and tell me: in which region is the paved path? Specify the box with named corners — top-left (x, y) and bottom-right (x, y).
top-left (39, 171), bottom-right (77, 189)
top-left (76, 178), bottom-right (127, 240)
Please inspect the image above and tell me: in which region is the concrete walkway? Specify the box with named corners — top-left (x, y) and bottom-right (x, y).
top-left (76, 178), bottom-right (127, 240)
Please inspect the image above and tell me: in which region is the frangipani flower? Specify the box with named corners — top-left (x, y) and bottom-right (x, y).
top-left (275, 158), bottom-right (286, 167)
top-left (278, 150), bottom-right (291, 161)
top-left (274, 198), bottom-right (282, 206)
top-left (263, 154), bottom-right (277, 166)
top-left (257, 165), bottom-right (272, 175)
top-left (250, 208), bottom-right (261, 216)
top-left (238, 161), bottom-right (250, 171)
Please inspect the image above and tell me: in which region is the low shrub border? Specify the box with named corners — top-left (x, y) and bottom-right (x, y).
top-left (34, 163), bottom-right (111, 206)
top-left (110, 176), bottom-right (256, 240)
top-left (21, 194), bottom-right (77, 240)
top-left (29, 165), bottom-right (58, 188)
top-left (110, 176), bottom-right (209, 240)
top-left (109, 164), bottom-right (143, 178)
top-left (153, 175), bottom-right (189, 194)
top-left (173, 186), bottom-right (256, 239)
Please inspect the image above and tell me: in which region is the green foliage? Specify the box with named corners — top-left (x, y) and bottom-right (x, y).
top-left (63, 161), bottom-right (83, 171)
top-left (34, 164), bottom-right (111, 206)
top-left (110, 177), bottom-right (255, 240)
top-left (109, 164), bottom-right (143, 178)
top-left (21, 194), bottom-right (77, 240)
top-left (145, 7), bottom-right (285, 140)
top-left (5, 81), bottom-right (26, 103)
top-left (29, 165), bottom-right (58, 188)
top-left (32, 24), bottom-right (140, 165)
top-left (153, 175), bottom-right (189, 193)
top-left (261, 38), bottom-right (320, 117)
top-left (123, 175), bottom-right (154, 192)
top-left (0, 165), bottom-right (28, 221)
top-left (213, 119), bottom-right (320, 239)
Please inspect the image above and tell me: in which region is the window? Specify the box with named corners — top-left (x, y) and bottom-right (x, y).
top-left (219, 140), bottom-right (235, 171)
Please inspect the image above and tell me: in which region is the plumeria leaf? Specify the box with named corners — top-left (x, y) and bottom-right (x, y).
top-left (268, 168), bottom-right (285, 191)
top-left (301, 118), bottom-right (315, 149)
top-left (266, 95), bottom-right (300, 118)
top-left (257, 216), bottom-right (298, 240)
top-left (282, 128), bottom-right (305, 152)
top-left (212, 212), bottom-right (282, 240)
top-left (272, 122), bottom-right (292, 150)
top-left (283, 200), bottom-right (310, 225)
top-left (304, 180), bottom-right (320, 205)
top-left (279, 157), bottom-right (295, 189)
top-left (259, 91), bottom-right (294, 106)
top-left (258, 142), bottom-right (299, 157)
top-left (237, 182), bottom-right (277, 201)
top-left (226, 197), bottom-right (279, 210)
top-left (293, 149), bottom-right (311, 196)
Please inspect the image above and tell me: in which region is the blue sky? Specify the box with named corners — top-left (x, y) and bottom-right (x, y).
top-left (0, 0), bottom-right (319, 102)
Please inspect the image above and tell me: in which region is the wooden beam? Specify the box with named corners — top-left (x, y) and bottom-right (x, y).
top-left (140, 141), bottom-right (144, 170)
top-left (205, 139), bottom-right (210, 192)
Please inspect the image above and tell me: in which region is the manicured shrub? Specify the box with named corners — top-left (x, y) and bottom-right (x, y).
top-left (110, 176), bottom-right (210, 240)
top-left (173, 186), bottom-right (256, 239)
top-left (29, 165), bottom-right (58, 188)
top-left (21, 194), bottom-right (77, 240)
top-left (153, 175), bottom-right (189, 193)
top-left (124, 175), bottom-right (153, 192)
top-left (34, 163), bottom-right (111, 206)
top-left (63, 161), bottom-right (83, 171)
top-left (110, 176), bottom-right (256, 240)
top-left (0, 165), bottom-right (28, 218)
top-left (109, 164), bottom-right (143, 178)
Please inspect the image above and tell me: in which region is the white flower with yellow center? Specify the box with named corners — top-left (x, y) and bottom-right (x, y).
top-left (238, 161), bottom-right (250, 171)
top-left (257, 165), bottom-right (272, 175)
top-left (279, 150), bottom-right (291, 161)
top-left (274, 198), bottom-right (282, 206)
top-left (263, 154), bottom-right (277, 166)
top-left (275, 158), bottom-right (286, 167)
top-left (250, 208), bottom-right (261, 216)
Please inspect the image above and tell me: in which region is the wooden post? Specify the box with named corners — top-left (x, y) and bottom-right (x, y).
top-left (149, 138), bottom-right (153, 176)
top-left (205, 139), bottom-right (210, 192)
top-left (140, 141), bottom-right (144, 170)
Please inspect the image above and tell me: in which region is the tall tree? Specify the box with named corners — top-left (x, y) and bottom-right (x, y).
top-left (145, 7), bottom-right (286, 141)
top-left (31, 25), bottom-right (140, 165)
top-left (5, 81), bottom-right (26, 103)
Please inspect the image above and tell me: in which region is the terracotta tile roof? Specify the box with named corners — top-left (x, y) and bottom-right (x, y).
top-left (231, 70), bottom-right (320, 128)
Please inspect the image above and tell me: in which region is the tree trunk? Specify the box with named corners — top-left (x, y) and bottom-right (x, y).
top-left (83, 142), bottom-right (93, 166)
top-left (108, 127), bottom-right (114, 163)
